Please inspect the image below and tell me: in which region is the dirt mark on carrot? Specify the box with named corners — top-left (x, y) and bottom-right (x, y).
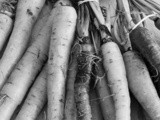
top-left (27, 9), bottom-right (33, 16)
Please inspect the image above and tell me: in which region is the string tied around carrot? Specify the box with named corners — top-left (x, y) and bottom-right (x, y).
top-left (129, 12), bottom-right (158, 33)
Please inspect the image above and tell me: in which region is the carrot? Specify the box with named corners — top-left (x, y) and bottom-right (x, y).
top-left (81, 1), bottom-right (131, 120)
top-left (115, 1), bottom-right (160, 119)
top-left (0, 7), bottom-right (54, 120)
top-left (130, 27), bottom-right (160, 72)
top-left (114, 7), bottom-right (143, 120)
top-left (47, 0), bottom-right (77, 120)
top-left (0, 0), bottom-right (46, 89)
top-left (90, 23), bottom-right (115, 120)
top-left (64, 47), bottom-right (78, 120)
top-left (74, 42), bottom-right (94, 120)
top-left (92, 1), bottom-right (116, 119)
top-left (118, 0), bottom-right (160, 76)
top-left (74, 42), bottom-right (93, 120)
top-left (127, 1), bottom-right (160, 96)
top-left (86, 1), bottom-right (131, 119)
top-left (15, 65), bottom-right (47, 120)
top-left (0, 0), bottom-right (17, 53)
top-left (74, 3), bottom-right (95, 120)
top-left (123, 51), bottom-right (160, 120)
top-left (101, 41), bottom-right (130, 120)
top-left (30, 1), bottom-right (52, 43)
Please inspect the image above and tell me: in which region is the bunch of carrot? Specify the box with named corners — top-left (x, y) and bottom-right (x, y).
top-left (0, 0), bottom-right (160, 120)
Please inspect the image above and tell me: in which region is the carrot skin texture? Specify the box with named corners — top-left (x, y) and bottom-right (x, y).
top-left (0, 10), bottom-right (53, 120)
top-left (15, 65), bottom-right (47, 120)
top-left (0, 0), bottom-right (46, 89)
top-left (0, 14), bottom-right (13, 52)
top-left (64, 52), bottom-right (77, 120)
top-left (75, 45), bottom-right (93, 120)
top-left (130, 27), bottom-right (160, 72)
top-left (30, 2), bottom-right (52, 43)
top-left (47, 5), bottom-right (77, 120)
top-left (102, 41), bottom-right (131, 120)
top-left (123, 51), bottom-right (160, 120)
top-left (129, 27), bottom-right (160, 94)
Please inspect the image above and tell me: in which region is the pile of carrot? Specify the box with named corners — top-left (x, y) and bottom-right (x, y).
top-left (1, 0), bottom-right (160, 120)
